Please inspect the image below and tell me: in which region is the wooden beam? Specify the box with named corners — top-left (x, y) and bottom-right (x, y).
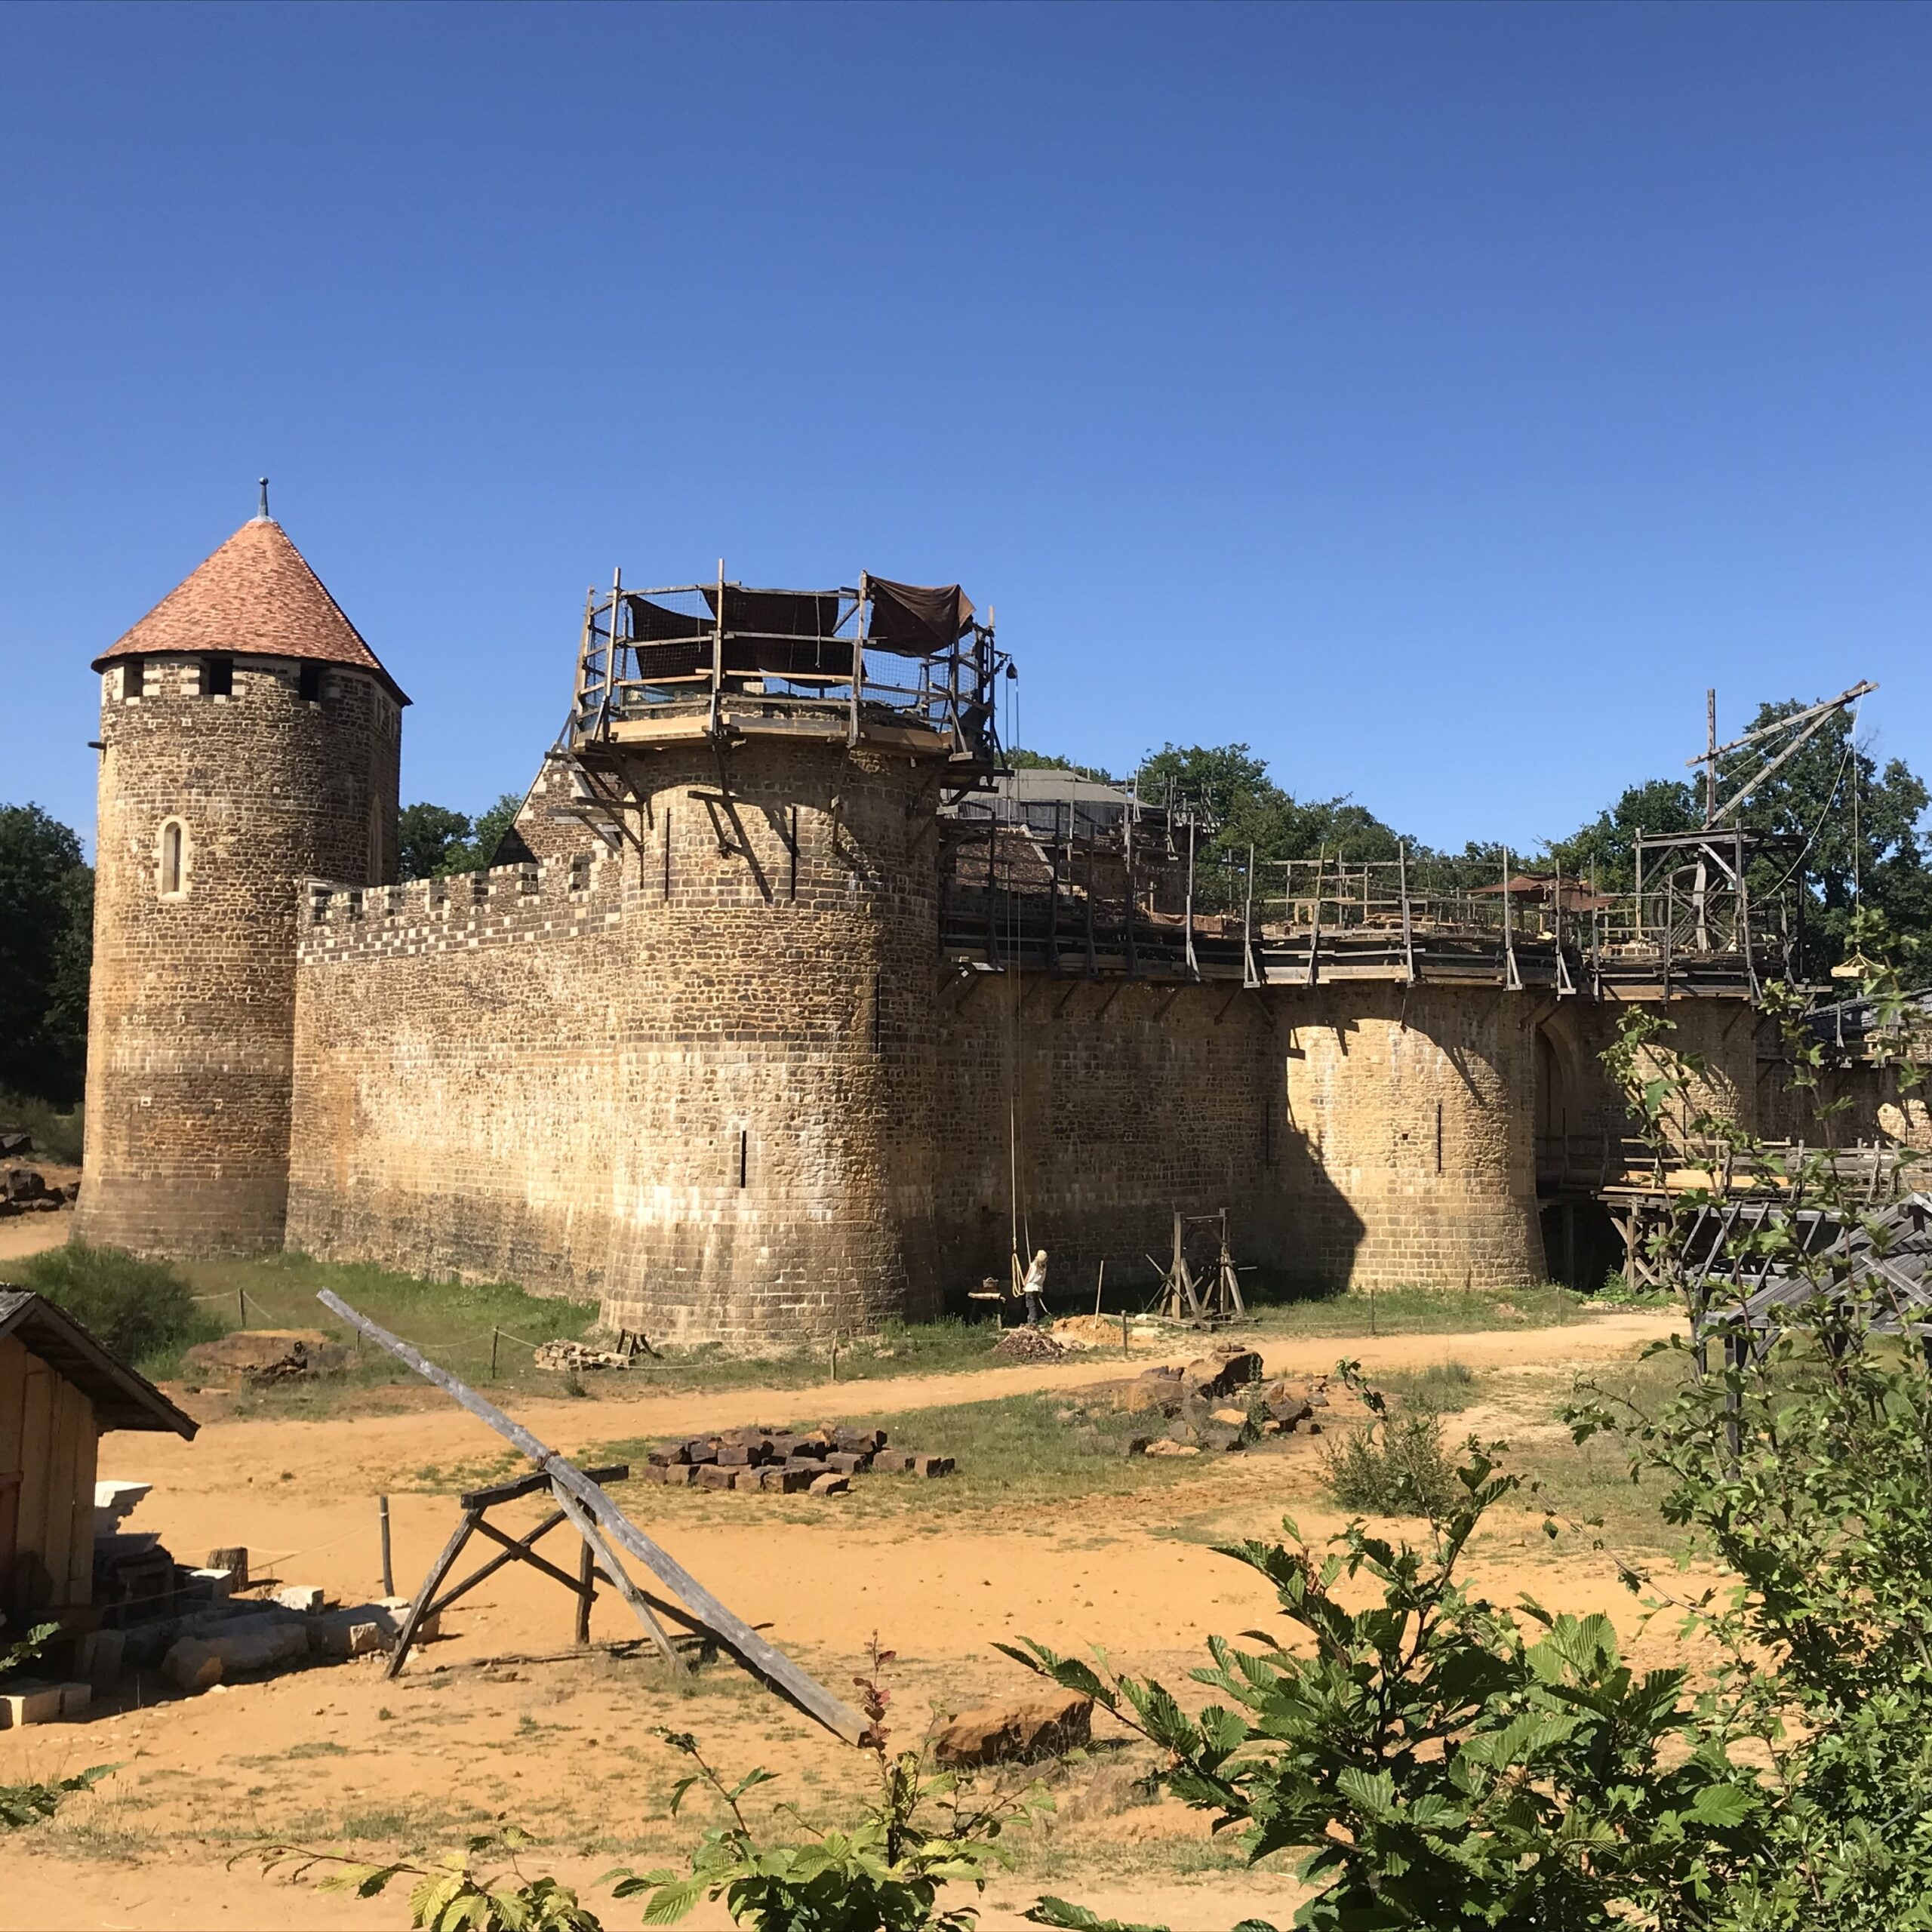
top-left (318, 1291), bottom-right (866, 1742)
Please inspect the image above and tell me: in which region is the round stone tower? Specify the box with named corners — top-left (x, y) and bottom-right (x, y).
top-left (76, 507), bottom-right (407, 1256)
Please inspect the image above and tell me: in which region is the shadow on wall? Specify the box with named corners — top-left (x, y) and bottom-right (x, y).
top-left (928, 1078), bottom-right (1367, 1316)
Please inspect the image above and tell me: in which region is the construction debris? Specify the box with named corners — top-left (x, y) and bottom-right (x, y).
top-left (992, 1327), bottom-right (1067, 1363)
top-left (640, 1422), bottom-right (955, 1491)
top-left (180, 1329), bottom-right (349, 1385)
top-left (0, 1164), bottom-right (74, 1215)
top-left (533, 1337), bottom-right (634, 1373)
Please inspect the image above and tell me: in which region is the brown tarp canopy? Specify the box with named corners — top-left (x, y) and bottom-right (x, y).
top-left (866, 577), bottom-right (974, 654)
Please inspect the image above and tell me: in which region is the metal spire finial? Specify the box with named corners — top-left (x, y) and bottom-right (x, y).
top-left (257, 477), bottom-right (270, 521)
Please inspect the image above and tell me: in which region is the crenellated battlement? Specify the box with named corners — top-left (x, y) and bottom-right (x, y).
top-left (297, 848), bottom-right (623, 964)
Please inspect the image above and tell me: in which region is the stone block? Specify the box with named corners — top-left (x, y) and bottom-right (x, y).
top-left (716, 1444), bottom-right (753, 1467)
top-left (58, 1681), bottom-right (90, 1718)
top-left (0, 1683), bottom-right (63, 1727)
top-left (1181, 1350), bottom-right (1264, 1401)
top-left (832, 1427), bottom-right (884, 1454)
top-left (186, 1567), bottom-right (235, 1602)
top-left (767, 1466), bottom-right (814, 1494)
top-left (637, 1463), bottom-right (666, 1484)
top-left (682, 1439), bottom-right (718, 1466)
top-left (694, 1463), bottom-right (735, 1491)
top-left (808, 1473), bottom-right (851, 1497)
top-left (272, 1586), bottom-right (325, 1614)
top-left (823, 1451), bottom-right (870, 1475)
top-left (645, 1442), bottom-right (688, 1466)
top-left (660, 1464), bottom-right (694, 1487)
top-left (76, 1627), bottom-right (125, 1688)
top-left (166, 1617), bottom-right (309, 1690)
top-left (934, 1691), bottom-right (1092, 1767)
top-left (869, 1451), bottom-right (914, 1474)
top-left (730, 1468), bottom-right (763, 1491)
top-left (910, 1454), bottom-right (954, 1478)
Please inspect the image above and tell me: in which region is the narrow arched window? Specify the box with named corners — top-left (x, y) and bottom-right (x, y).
top-left (158, 819), bottom-right (188, 899)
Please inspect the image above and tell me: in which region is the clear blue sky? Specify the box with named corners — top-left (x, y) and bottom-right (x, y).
top-left (4, 2), bottom-right (1930, 857)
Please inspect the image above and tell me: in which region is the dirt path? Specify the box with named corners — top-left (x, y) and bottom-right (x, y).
top-left (0, 1202), bottom-right (72, 1265)
top-left (7, 1307), bottom-right (1681, 1928)
top-left (118, 1307), bottom-right (1678, 1506)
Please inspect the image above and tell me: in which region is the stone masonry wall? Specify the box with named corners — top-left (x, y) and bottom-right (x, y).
top-left (78, 655), bottom-right (399, 1255)
top-left (930, 977), bottom-right (1547, 1298)
top-left (288, 739), bottom-right (942, 1346)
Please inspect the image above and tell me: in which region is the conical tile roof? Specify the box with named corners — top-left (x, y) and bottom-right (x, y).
top-left (94, 517), bottom-right (408, 703)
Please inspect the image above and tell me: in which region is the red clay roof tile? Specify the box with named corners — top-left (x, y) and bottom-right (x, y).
top-left (93, 517), bottom-right (408, 703)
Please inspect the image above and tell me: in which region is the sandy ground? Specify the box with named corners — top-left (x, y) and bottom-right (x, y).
top-left (0, 1201), bottom-right (73, 1266)
top-left (5, 1306), bottom-right (1681, 1930)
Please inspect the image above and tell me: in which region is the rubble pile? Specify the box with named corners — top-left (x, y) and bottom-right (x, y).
top-left (1051, 1346), bottom-right (1332, 1458)
top-left (641, 1423), bottom-right (955, 1497)
top-left (180, 1329), bottom-right (349, 1386)
top-left (0, 1164), bottom-right (77, 1217)
top-left (991, 1326), bottom-right (1067, 1363)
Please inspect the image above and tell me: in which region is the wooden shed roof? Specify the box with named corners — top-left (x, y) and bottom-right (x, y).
top-left (0, 1292), bottom-right (198, 1437)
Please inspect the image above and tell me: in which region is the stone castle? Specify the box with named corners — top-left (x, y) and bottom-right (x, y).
top-left (76, 512), bottom-right (1921, 1343)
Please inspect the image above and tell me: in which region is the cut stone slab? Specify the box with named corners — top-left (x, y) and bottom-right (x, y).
top-left (272, 1586), bottom-right (325, 1614)
top-left (694, 1463), bottom-right (735, 1491)
top-left (57, 1681), bottom-right (90, 1718)
top-left (165, 1617), bottom-right (309, 1692)
top-left (823, 1451), bottom-right (871, 1475)
top-left (187, 1567), bottom-right (235, 1601)
top-left (910, 1454), bottom-right (955, 1478)
top-left (934, 1691), bottom-right (1093, 1767)
top-left (94, 1480), bottom-right (152, 1537)
top-left (0, 1683), bottom-right (63, 1727)
top-left (870, 1451), bottom-right (914, 1473)
top-left (808, 1473), bottom-right (851, 1497)
top-left (76, 1627), bottom-right (125, 1688)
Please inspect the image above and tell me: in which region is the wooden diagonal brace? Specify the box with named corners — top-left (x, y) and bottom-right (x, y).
top-left (319, 1291), bottom-right (865, 1742)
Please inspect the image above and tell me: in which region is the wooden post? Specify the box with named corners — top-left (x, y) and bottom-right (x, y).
top-left (237, 1287), bottom-right (247, 1332)
top-left (575, 1529), bottom-right (596, 1644)
top-left (850, 571), bottom-right (866, 749)
top-left (378, 1494), bottom-right (393, 1597)
top-left (1094, 1257), bottom-right (1106, 1318)
top-left (490, 1328), bottom-right (500, 1381)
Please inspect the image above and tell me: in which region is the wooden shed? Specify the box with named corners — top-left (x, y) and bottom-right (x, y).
top-left (0, 1290), bottom-right (197, 1625)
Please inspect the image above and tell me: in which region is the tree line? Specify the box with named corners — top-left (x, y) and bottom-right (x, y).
top-left (2, 696), bottom-right (1925, 1108)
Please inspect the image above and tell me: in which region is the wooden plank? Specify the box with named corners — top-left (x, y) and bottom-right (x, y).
top-left (321, 1291), bottom-right (864, 1742)
top-left (40, 1380), bottom-right (85, 1612)
top-left (547, 1482), bottom-right (684, 1672)
top-left (13, 1362), bottom-right (53, 1614)
top-left (69, 1421), bottom-right (98, 1607)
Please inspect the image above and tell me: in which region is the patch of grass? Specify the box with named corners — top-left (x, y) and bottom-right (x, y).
top-left (596, 1391), bottom-right (1227, 1520)
top-left (0, 1088), bottom-right (83, 1165)
top-left (19, 1241), bottom-right (220, 1371)
top-left (1377, 1360), bottom-right (1478, 1412)
top-left (1241, 1282), bottom-right (1591, 1340)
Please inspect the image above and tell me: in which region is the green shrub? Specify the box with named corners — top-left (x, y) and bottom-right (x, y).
top-left (19, 1241), bottom-right (213, 1367)
top-left (1321, 1396), bottom-right (1463, 1518)
top-left (0, 1089), bottom-right (83, 1166)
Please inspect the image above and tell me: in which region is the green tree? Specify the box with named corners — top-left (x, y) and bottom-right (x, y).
top-left (397, 802), bottom-right (473, 881)
top-left (1546, 777), bottom-right (1703, 893)
top-left (1007, 748), bottom-right (1117, 784)
top-left (0, 803), bottom-right (93, 1103)
top-left (438, 792), bottom-right (525, 875)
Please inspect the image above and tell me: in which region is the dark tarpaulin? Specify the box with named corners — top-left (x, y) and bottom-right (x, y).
top-left (866, 577), bottom-right (975, 654)
top-left (704, 586), bottom-right (844, 639)
top-left (623, 594), bottom-right (712, 644)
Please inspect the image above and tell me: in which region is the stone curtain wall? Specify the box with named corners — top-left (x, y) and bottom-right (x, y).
top-left (78, 657), bottom-right (398, 1255)
top-left (931, 978), bottom-right (1547, 1300)
top-left (289, 740), bottom-right (943, 1346)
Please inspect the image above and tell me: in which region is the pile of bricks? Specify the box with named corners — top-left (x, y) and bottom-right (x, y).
top-left (638, 1424), bottom-right (955, 1498)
